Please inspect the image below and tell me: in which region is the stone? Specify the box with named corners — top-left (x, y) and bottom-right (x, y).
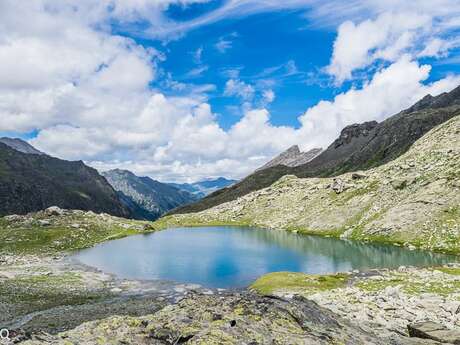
top-left (44, 206), bottom-right (65, 216)
top-left (38, 219), bottom-right (51, 226)
top-left (332, 178), bottom-right (347, 194)
top-left (352, 171), bottom-right (367, 180)
top-left (408, 321), bottom-right (460, 344)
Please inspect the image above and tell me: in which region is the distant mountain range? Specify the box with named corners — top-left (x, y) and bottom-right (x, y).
top-left (168, 177), bottom-right (237, 198)
top-left (102, 169), bottom-right (197, 220)
top-left (0, 141), bottom-right (130, 217)
top-left (0, 137), bottom-right (235, 220)
top-left (172, 85), bottom-right (460, 215)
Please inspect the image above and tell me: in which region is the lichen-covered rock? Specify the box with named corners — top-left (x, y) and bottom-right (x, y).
top-left (19, 292), bottom-right (405, 344)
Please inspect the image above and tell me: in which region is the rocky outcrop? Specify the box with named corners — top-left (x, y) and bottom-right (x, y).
top-left (173, 85), bottom-right (460, 215)
top-left (256, 146), bottom-right (323, 172)
top-left (0, 144), bottom-right (130, 217)
top-left (19, 292), bottom-right (398, 344)
top-left (102, 169), bottom-right (197, 220)
top-left (162, 114), bottom-right (460, 253)
top-left (408, 322), bottom-right (460, 344)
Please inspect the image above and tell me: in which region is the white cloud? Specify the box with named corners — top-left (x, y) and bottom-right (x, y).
top-left (326, 12), bottom-right (432, 83)
top-left (1, 0), bottom-right (459, 183)
top-left (262, 89), bottom-right (276, 104)
top-left (299, 56), bottom-right (460, 150)
top-left (185, 65), bottom-right (209, 78)
top-left (224, 79), bottom-right (255, 101)
top-left (215, 39), bottom-right (233, 53)
top-left (324, 2), bottom-right (460, 83)
top-left (192, 46), bottom-right (203, 64)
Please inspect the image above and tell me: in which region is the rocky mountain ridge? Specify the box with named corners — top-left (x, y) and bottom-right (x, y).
top-left (162, 113), bottom-right (460, 254)
top-left (172, 85), bottom-right (460, 215)
top-left (0, 143), bottom-right (130, 217)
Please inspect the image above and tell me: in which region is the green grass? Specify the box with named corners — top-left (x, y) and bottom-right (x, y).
top-left (0, 213), bottom-right (154, 255)
top-left (437, 267), bottom-right (460, 275)
top-left (356, 272), bottom-right (460, 296)
top-left (0, 272), bottom-right (109, 317)
top-left (250, 272), bottom-right (349, 295)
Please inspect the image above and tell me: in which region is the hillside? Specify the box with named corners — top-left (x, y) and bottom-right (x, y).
top-left (173, 85), bottom-right (460, 214)
top-left (0, 143), bottom-right (130, 217)
top-left (102, 169), bottom-right (197, 220)
top-left (160, 114), bottom-right (460, 253)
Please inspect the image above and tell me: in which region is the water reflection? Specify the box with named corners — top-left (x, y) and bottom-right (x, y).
top-left (74, 227), bottom-right (458, 288)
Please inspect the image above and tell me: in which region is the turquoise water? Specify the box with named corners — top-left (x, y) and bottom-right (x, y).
top-left (74, 227), bottom-right (458, 288)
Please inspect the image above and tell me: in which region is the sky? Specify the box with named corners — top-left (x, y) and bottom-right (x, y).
top-left (0, 0), bottom-right (460, 182)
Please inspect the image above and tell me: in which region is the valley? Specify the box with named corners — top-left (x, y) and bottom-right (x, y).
top-left (0, 101), bottom-right (459, 343)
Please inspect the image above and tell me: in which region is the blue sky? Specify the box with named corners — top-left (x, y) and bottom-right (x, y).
top-left (128, 4), bottom-right (460, 131)
top-left (1, 1), bottom-right (460, 182)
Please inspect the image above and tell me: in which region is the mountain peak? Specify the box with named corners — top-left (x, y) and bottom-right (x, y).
top-left (256, 146), bottom-right (323, 172)
top-left (0, 137), bottom-right (44, 155)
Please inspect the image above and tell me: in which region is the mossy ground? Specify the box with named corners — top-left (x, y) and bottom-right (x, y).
top-left (0, 211), bottom-right (154, 255)
top-left (250, 272), bottom-right (350, 295)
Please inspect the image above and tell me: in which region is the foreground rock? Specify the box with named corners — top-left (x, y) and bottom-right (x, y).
top-left (408, 322), bottom-right (460, 344)
top-left (19, 292), bottom-right (418, 344)
top-left (251, 266), bottom-right (460, 343)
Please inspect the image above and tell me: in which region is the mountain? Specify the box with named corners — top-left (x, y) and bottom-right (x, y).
top-left (255, 146), bottom-right (323, 172)
top-left (169, 177), bottom-right (237, 198)
top-left (0, 137), bottom-right (44, 155)
top-left (171, 85), bottom-right (460, 215)
top-left (102, 169), bottom-right (197, 220)
top-left (0, 143), bottom-right (130, 217)
top-left (163, 112), bottom-right (460, 253)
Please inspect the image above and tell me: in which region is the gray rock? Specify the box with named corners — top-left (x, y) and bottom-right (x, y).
top-left (408, 322), bottom-right (460, 344)
top-left (44, 206), bottom-right (65, 216)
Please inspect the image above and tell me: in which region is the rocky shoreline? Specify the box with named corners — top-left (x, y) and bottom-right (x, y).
top-left (1, 205), bottom-right (460, 343)
top-left (0, 254), bottom-right (226, 337)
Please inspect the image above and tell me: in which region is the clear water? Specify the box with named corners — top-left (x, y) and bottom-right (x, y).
top-left (74, 227), bottom-right (458, 288)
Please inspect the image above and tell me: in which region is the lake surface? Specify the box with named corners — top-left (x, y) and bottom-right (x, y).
top-left (74, 227), bottom-right (458, 288)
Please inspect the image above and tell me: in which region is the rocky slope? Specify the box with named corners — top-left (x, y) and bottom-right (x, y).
top-left (173, 85), bottom-right (460, 214)
top-left (255, 146), bottom-right (323, 172)
top-left (160, 113), bottom-right (460, 253)
top-left (0, 144), bottom-right (130, 217)
top-left (169, 177), bottom-right (237, 198)
top-left (102, 169), bottom-right (197, 220)
top-left (251, 266), bottom-right (460, 344)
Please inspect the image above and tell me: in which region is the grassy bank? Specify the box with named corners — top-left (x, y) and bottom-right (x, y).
top-left (0, 209), bottom-right (155, 256)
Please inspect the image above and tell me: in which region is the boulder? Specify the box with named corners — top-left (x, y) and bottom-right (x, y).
top-left (332, 178), bottom-right (347, 194)
top-left (44, 206), bottom-right (65, 216)
top-left (408, 321), bottom-right (460, 344)
top-left (352, 172), bottom-right (367, 180)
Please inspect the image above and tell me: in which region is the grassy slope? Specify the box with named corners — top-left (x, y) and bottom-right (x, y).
top-left (157, 115), bottom-right (460, 254)
top-left (0, 210), bottom-right (154, 255)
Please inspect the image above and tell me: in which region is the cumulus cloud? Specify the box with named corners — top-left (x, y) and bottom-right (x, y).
top-left (1, 0), bottom-right (460, 182)
top-left (325, 3), bottom-right (460, 83)
top-left (299, 56), bottom-right (460, 150)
